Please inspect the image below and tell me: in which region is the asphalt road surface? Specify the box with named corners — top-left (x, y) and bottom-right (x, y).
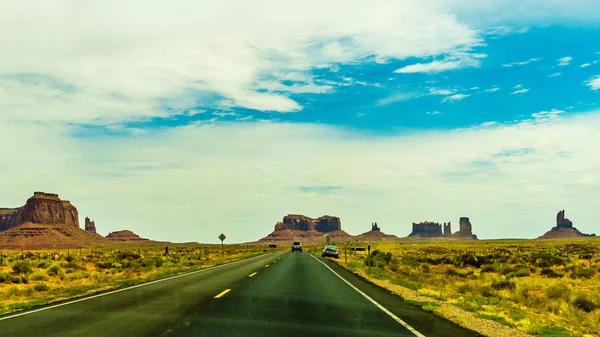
top-left (0, 251), bottom-right (481, 337)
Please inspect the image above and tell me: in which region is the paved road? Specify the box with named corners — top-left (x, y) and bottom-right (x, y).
top-left (0, 251), bottom-right (480, 337)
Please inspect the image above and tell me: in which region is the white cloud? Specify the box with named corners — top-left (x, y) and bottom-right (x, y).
top-left (511, 88), bottom-right (530, 95)
top-left (557, 56), bottom-right (573, 66)
top-left (585, 75), bottom-right (600, 90)
top-left (395, 60), bottom-right (462, 74)
top-left (547, 72), bottom-right (562, 77)
top-left (429, 88), bottom-right (457, 95)
top-left (0, 1), bottom-right (482, 120)
top-left (532, 109), bottom-right (564, 121)
top-left (484, 26), bottom-right (529, 36)
top-left (394, 52), bottom-right (483, 74)
top-left (442, 93), bottom-right (470, 103)
top-left (376, 92), bottom-right (419, 106)
top-left (427, 111), bottom-right (442, 115)
top-left (394, 54), bottom-right (485, 74)
top-left (502, 58), bottom-right (541, 67)
top-left (484, 87), bottom-right (500, 92)
top-left (581, 63), bottom-right (591, 68)
top-left (514, 84), bottom-right (523, 89)
top-left (213, 112), bottom-right (239, 117)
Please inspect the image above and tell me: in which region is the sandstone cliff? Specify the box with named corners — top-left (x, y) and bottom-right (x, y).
top-left (0, 222), bottom-right (109, 249)
top-left (408, 221), bottom-right (443, 238)
top-left (0, 192), bottom-right (79, 231)
top-left (106, 230), bottom-right (151, 242)
top-left (274, 214), bottom-right (342, 232)
top-left (408, 218), bottom-right (477, 239)
top-left (357, 223), bottom-right (398, 240)
top-left (259, 214), bottom-right (350, 243)
top-left (85, 217), bottom-right (97, 234)
top-left (538, 210), bottom-right (596, 239)
top-left (453, 217), bottom-right (478, 240)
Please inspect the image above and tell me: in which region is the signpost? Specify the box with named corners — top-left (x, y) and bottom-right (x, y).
top-left (218, 233), bottom-right (226, 257)
top-left (344, 242), bottom-right (347, 264)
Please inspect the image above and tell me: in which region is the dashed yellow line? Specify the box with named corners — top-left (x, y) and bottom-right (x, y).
top-left (265, 264), bottom-right (269, 268)
top-left (249, 272), bottom-right (257, 277)
top-left (214, 289), bottom-right (231, 298)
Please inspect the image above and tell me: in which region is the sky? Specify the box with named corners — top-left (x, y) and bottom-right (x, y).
top-left (1, 0), bottom-right (600, 243)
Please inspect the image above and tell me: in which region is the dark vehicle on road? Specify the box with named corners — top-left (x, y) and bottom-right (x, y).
top-left (322, 245), bottom-right (339, 258)
top-left (291, 241), bottom-right (303, 252)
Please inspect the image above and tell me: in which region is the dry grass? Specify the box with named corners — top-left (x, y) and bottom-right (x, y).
top-left (0, 244), bottom-right (276, 315)
top-left (311, 239), bottom-right (600, 337)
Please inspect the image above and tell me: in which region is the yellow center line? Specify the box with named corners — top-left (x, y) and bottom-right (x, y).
top-left (214, 289), bottom-right (231, 299)
top-left (249, 272), bottom-right (257, 277)
top-left (265, 264), bottom-right (269, 267)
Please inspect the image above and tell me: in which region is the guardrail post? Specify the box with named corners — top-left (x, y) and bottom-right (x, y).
top-left (344, 242), bottom-right (347, 264)
top-left (368, 243), bottom-right (371, 274)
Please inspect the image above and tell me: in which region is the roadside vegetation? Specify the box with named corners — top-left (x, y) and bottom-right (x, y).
top-left (0, 245), bottom-right (274, 315)
top-left (314, 239), bottom-right (600, 337)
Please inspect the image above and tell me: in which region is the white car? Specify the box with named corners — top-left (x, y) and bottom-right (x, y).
top-left (291, 241), bottom-right (303, 252)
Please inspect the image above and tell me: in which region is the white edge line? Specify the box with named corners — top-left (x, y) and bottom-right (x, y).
top-left (307, 253), bottom-right (426, 337)
top-left (0, 252), bottom-right (273, 321)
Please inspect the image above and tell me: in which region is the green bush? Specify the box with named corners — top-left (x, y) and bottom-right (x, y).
top-left (568, 266), bottom-right (596, 279)
top-left (116, 251), bottom-right (141, 261)
top-left (37, 261), bottom-right (52, 269)
top-left (481, 265), bottom-right (496, 273)
top-left (0, 271), bottom-right (10, 283)
top-left (47, 263), bottom-right (63, 276)
top-left (573, 293), bottom-right (598, 312)
top-left (541, 268), bottom-right (563, 278)
top-left (33, 283), bottom-right (50, 292)
top-left (507, 268), bottom-right (531, 278)
top-left (10, 275), bottom-right (24, 284)
top-left (491, 278), bottom-right (515, 290)
top-left (65, 271), bottom-right (90, 281)
top-left (546, 283), bottom-right (571, 301)
top-left (29, 270), bottom-right (49, 281)
top-left (141, 257), bottom-right (164, 268)
top-left (12, 261), bottom-right (32, 275)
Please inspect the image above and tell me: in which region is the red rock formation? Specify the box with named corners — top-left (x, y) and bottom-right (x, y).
top-left (453, 217), bottom-right (478, 239)
top-left (539, 210), bottom-right (596, 239)
top-left (451, 217), bottom-right (478, 239)
top-left (357, 223), bottom-right (398, 240)
top-left (556, 210), bottom-right (573, 229)
top-left (0, 192), bottom-right (80, 231)
top-left (274, 214), bottom-right (342, 232)
top-left (443, 222), bottom-right (452, 237)
top-left (408, 221), bottom-right (443, 237)
top-left (0, 222), bottom-right (110, 249)
top-left (259, 214), bottom-right (349, 243)
top-left (106, 230), bottom-right (150, 242)
top-left (84, 217), bottom-right (97, 234)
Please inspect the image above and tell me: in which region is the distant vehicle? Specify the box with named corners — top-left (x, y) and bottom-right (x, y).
top-left (291, 241), bottom-right (303, 252)
top-left (351, 247), bottom-right (366, 254)
top-left (322, 245), bottom-right (339, 258)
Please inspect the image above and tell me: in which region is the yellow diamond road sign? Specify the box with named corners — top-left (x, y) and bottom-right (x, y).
top-left (218, 233), bottom-right (226, 242)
